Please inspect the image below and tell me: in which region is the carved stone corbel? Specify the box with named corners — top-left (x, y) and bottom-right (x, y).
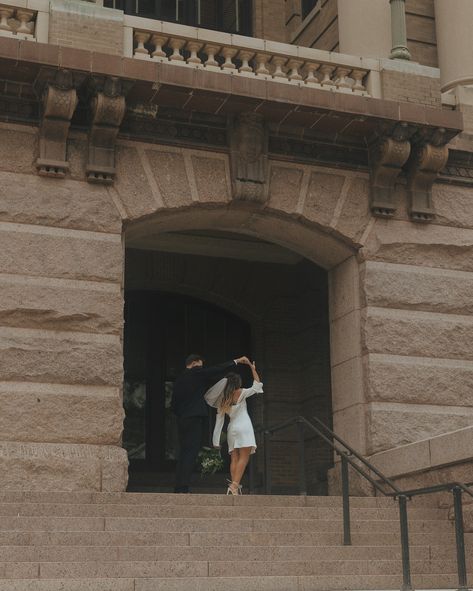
top-left (85, 77), bottom-right (128, 184)
top-left (36, 70), bottom-right (78, 178)
top-left (406, 128), bottom-right (449, 222)
top-left (368, 122), bottom-right (413, 217)
top-left (230, 112), bottom-right (268, 203)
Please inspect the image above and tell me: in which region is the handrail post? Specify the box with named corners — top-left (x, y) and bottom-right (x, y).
top-left (341, 455), bottom-right (351, 546)
top-left (264, 430), bottom-right (271, 495)
top-left (398, 495), bottom-right (413, 591)
top-left (297, 419), bottom-right (307, 496)
top-left (452, 486), bottom-right (469, 590)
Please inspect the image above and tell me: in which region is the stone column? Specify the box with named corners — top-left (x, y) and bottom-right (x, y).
top-left (338, 0), bottom-right (391, 59)
top-left (434, 0), bottom-right (473, 91)
top-left (389, 0), bottom-right (411, 60)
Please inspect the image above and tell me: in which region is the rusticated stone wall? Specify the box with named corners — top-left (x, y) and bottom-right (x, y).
top-left (1, 121), bottom-right (473, 491)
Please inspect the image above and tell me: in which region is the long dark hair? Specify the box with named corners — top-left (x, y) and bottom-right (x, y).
top-left (218, 373), bottom-right (242, 415)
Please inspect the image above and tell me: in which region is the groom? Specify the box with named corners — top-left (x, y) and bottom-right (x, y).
top-left (171, 353), bottom-right (250, 493)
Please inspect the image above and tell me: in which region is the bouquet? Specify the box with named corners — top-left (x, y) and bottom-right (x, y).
top-left (198, 447), bottom-right (224, 476)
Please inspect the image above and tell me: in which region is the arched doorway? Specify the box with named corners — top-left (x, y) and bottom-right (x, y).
top-left (123, 226), bottom-right (335, 494)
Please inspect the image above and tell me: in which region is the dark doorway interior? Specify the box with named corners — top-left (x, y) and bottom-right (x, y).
top-left (123, 291), bottom-right (251, 490)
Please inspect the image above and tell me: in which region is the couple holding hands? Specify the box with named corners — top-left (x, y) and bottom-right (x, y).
top-left (171, 354), bottom-right (262, 496)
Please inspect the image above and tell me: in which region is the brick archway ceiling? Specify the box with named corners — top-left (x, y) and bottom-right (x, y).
top-left (0, 38), bottom-right (463, 173)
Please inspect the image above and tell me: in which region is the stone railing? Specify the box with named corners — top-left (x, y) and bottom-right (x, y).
top-left (0, 2), bottom-right (37, 39)
top-left (124, 18), bottom-right (380, 97)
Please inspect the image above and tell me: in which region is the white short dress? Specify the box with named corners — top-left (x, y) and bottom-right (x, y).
top-left (211, 380), bottom-right (263, 454)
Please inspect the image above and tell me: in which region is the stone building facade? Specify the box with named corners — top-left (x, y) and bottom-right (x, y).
top-left (0, 0), bottom-right (472, 495)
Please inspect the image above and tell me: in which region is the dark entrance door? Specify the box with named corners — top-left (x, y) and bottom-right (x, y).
top-left (123, 291), bottom-right (251, 489)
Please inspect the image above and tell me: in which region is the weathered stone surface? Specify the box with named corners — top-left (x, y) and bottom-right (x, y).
top-left (67, 136), bottom-right (88, 181)
top-left (0, 383), bottom-right (124, 444)
top-left (0, 171), bottom-right (122, 233)
top-left (362, 261), bottom-right (473, 315)
top-left (365, 354), bottom-right (473, 407)
top-left (0, 224), bottom-right (122, 283)
top-left (0, 327), bottom-right (122, 386)
top-left (0, 275), bottom-right (123, 334)
top-left (362, 219), bottom-right (473, 272)
top-left (334, 177), bottom-right (371, 244)
top-left (362, 307), bottom-right (473, 360)
top-left (432, 183), bottom-right (473, 229)
top-left (303, 171), bottom-right (345, 227)
top-left (329, 256), bottom-right (360, 322)
top-left (0, 127), bottom-right (36, 174)
top-left (114, 145), bottom-right (158, 219)
top-left (388, 461), bottom-right (473, 503)
top-left (0, 442), bottom-right (128, 491)
top-left (367, 402), bottom-right (473, 454)
top-left (330, 309), bottom-right (361, 366)
top-left (147, 149), bottom-right (193, 208)
top-left (464, 504), bottom-right (473, 532)
top-left (191, 155), bottom-right (230, 203)
top-left (268, 165), bottom-right (303, 213)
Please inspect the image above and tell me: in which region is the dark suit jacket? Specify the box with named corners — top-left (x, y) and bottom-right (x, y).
top-left (171, 361), bottom-right (236, 418)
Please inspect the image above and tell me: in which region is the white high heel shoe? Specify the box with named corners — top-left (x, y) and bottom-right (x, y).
top-left (226, 480), bottom-right (242, 495)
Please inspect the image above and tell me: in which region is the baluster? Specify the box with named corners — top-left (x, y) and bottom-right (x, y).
top-left (238, 50), bottom-right (255, 74)
top-left (169, 38), bottom-right (185, 61)
top-left (0, 7), bottom-right (14, 34)
top-left (304, 62), bottom-right (321, 87)
top-left (271, 56), bottom-right (287, 80)
top-left (287, 59), bottom-right (304, 82)
top-left (319, 64), bottom-right (336, 87)
top-left (351, 69), bottom-right (367, 93)
top-left (186, 41), bottom-right (203, 66)
top-left (15, 9), bottom-right (34, 36)
top-left (203, 44), bottom-right (221, 70)
top-left (335, 67), bottom-right (352, 91)
top-left (134, 31), bottom-right (151, 59)
top-left (220, 47), bottom-right (238, 70)
top-left (255, 53), bottom-right (271, 78)
top-left (150, 34), bottom-right (168, 60)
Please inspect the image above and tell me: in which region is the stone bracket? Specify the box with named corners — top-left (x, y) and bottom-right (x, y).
top-left (35, 69), bottom-right (80, 178)
top-left (229, 112), bottom-right (269, 203)
top-left (368, 122), bottom-right (413, 218)
top-left (85, 77), bottom-right (130, 185)
top-left (406, 128), bottom-right (449, 222)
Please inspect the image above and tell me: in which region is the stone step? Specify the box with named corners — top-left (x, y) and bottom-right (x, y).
top-left (0, 516), bottom-right (453, 533)
top-left (0, 543), bottom-right (461, 562)
top-left (0, 558), bottom-right (464, 579)
top-left (0, 492), bottom-right (439, 508)
top-left (0, 574), bottom-right (470, 591)
top-left (0, 502), bottom-right (446, 520)
top-left (0, 530), bottom-right (464, 548)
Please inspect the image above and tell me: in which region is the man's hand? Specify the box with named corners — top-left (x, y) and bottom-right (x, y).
top-left (235, 356), bottom-right (250, 365)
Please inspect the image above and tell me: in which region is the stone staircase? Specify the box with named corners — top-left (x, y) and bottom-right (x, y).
top-left (0, 491), bottom-right (471, 591)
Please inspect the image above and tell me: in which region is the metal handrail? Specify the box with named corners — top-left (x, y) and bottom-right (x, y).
top-left (249, 415), bottom-right (473, 591)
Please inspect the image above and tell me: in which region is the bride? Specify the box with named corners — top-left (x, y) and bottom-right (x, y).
top-left (205, 360), bottom-right (263, 495)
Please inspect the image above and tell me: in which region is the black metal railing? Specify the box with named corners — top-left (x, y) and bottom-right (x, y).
top-left (248, 415), bottom-right (473, 591)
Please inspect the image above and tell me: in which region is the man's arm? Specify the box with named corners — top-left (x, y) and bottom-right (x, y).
top-left (199, 356), bottom-right (250, 379)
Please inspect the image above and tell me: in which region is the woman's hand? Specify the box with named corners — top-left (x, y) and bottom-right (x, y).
top-left (235, 356), bottom-right (250, 365)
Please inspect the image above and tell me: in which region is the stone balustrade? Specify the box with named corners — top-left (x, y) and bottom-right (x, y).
top-left (0, 2), bottom-right (37, 39)
top-left (125, 18), bottom-right (379, 97)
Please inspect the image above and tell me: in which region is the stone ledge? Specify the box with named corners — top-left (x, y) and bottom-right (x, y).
top-left (0, 441), bottom-right (128, 491)
top-left (369, 425), bottom-right (473, 478)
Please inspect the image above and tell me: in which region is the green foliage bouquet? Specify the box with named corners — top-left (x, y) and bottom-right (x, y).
top-left (198, 447), bottom-right (224, 476)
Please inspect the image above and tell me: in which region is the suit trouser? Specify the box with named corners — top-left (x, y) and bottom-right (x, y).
top-left (175, 416), bottom-right (206, 493)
